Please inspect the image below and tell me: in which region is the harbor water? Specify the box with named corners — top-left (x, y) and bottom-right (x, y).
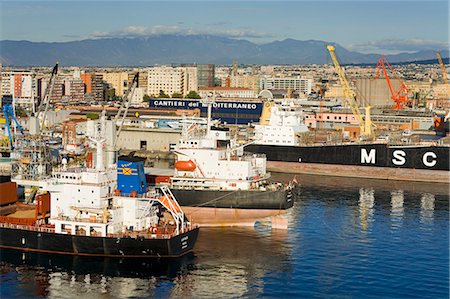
top-left (1, 174), bottom-right (448, 298)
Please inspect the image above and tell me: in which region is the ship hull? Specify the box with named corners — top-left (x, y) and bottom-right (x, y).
top-left (0, 226), bottom-right (199, 258)
top-left (180, 206), bottom-right (289, 228)
top-left (267, 161), bottom-right (449, 183)
top-left (171, 189), bottom-right (293, 228)
top-left (246, 144), bottom-right (449, 169)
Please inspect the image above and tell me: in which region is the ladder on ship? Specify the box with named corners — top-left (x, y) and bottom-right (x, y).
top-left (158, 185), bottom-right (186, 234)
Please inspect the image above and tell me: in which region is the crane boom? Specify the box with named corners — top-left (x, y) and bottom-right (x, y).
top-left (3, 104), bottom-right (24, 150)
top-left (36, 63), bottom-right (58, 131)
top-left (113, 73), bottom-right (139, 148)
top-left (374, 55), bottom-right (408, 110)
top-left (327, 45), bottom-right (373, 138)
top-left (436, 51), bottom-right (449, 84)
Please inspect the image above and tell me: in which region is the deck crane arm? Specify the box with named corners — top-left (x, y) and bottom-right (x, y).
top-left (35, 63), bottom-right (58, 131)
top-left (374, 55), bottom-right (408, 110)
top-left (326, 45), bottom-right (373, 138)
top-left (113, 73), bottom-right (139, 148)
top-left (436, 51), bottom-right (448, 84)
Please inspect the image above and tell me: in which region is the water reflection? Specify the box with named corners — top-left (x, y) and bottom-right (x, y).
top-left (420, 193), bottom-right (435, 225)
top-left (0, 227), bottom-right (291, 298)
top-left (391, 190), bottom-right (404, 229)
top-left (359, 187), bottom-right (375, 231)
top-left (1, 173), bottom-right (448, 298)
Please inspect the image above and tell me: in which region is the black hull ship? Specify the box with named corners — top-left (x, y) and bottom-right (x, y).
top-left (0, 224), bottom-right (198, 258)
top-left (171, 188), bottom-right (293, 210)
top-left (0, 115), bottom-right (199, 257)
top-left (163, 100), bottom-right (294, 228)
top-left (247, 100), bottom-right (449, 182)
top-left (245, 143), bottom-right (450, 171)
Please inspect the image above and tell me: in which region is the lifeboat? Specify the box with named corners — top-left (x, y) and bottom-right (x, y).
top-left (175, 160), bottom-right (196, 171)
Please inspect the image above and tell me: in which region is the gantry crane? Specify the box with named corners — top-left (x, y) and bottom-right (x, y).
top-left (374, 55), bottom-right (409, 110)
top-left (436, 51), bottom-right (448, 84)
top-left (326, 45), bottom-right (374, 139)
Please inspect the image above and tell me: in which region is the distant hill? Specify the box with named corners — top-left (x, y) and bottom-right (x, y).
top-left (0, 35), bottom-right (448, 67)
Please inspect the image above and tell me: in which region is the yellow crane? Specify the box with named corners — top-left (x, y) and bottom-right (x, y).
top-left (436, 51), bottom-right (448, 84)
top-left (326, 45), bottom-right (374, 139)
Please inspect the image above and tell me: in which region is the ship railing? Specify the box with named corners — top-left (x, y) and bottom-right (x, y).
top-left (106, 223), bottom-right (198, 239)
top-left (0, 222), bottom-right (55, 233)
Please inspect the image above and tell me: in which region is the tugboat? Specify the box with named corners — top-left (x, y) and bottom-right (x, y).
top-left (162, 99), bottom-right (294, 228)
top-left (0, 115), bottom-right (199, 257)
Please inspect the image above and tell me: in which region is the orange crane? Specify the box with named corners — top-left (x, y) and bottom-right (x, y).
top-left (374, 55), bottom-right (409, 110)
top-left (436, 51), bottom-right (448, 84)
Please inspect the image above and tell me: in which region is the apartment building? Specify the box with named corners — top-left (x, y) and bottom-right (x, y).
top-left (259, 76), bottom-right (313, 95)
top-left (101, 71), bottom-right (128, 97)
top-left (147, 66), bottom-right (197, 97)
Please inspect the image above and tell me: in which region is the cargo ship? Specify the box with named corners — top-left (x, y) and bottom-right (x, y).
top-left (148, 97), bottom-right (263, 124)
top-left (245, 100), bottom-right (450, 183)
top-left (0, 117), bottom-right (199, 257)
top-left (157, 101), bottom-right (294, 228)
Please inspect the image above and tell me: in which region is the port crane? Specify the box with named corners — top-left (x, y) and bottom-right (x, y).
top-left (326, 45), bottom-right (374, 139)
top-left (2, 102), bottom-right (24, 150)
top-left (34, 63), bottom-right (58, 133)
top-left (374, 55), bottom-right (409, 110)
top-left (113, 72), bottom-right (139, 148)
top-left (436, 51), bottom-right (448, 84)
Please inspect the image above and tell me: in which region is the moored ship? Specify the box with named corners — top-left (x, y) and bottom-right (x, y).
top-left (157, 101), bottom-right (294, 228)
top-left (0, 115), bottom-right (199, 257)
top-left (245, 100), bottom-right (450, 183)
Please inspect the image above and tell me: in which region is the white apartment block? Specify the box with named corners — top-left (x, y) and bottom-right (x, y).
top-left (147, 66), bottom-right (197, 97)
top-left (260, 76), bottom-right (313, 95)
top-left (198, 87), bottom-right (258, 99)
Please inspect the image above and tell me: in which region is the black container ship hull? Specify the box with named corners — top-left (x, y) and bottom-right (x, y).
top-left (245, 143), bottom-right (450, 182)
top-left (170, 188), bottom-right (293, 227)
top-left (0, 226), bottom-right (199, 258)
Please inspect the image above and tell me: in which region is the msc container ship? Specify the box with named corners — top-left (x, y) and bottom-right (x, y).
top-left (245, 100), bottom-right (450, 183)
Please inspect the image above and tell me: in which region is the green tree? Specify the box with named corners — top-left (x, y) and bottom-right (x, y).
top-left (143, 94), bottom-right (151, 102)
top-left (171, 92), bottom-right (183, 98)
top-left (105, 88), bottom-right (116, 100)
top-left (86, 112), bottom-right (99, 120)
top-left (157, 90), bottom-right (170, 98)
top-left (185, 90), bottom-right (201, 99)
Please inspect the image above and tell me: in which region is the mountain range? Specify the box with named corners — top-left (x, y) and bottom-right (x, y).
top-left (0, 35), bottom-right (448, 67)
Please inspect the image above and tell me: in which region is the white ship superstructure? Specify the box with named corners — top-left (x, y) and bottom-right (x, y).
top-left (11, 112), bottom-right (191, 239)
top-left (172, 126), bottom-right (269, 191)
top-left (253, 100), bottom-right (309, 146)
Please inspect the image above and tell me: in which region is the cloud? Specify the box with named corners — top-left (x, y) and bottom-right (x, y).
top-left (349, 38), bottom-right (449, 54)
top-left (90, 25), bottom-right (273, 39)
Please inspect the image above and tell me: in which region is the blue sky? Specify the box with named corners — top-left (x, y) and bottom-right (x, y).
top-left (1, 1), bottom-right (448, 54)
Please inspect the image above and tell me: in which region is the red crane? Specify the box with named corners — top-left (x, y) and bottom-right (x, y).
top-left (374, 55), bottom-right (409, 110)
